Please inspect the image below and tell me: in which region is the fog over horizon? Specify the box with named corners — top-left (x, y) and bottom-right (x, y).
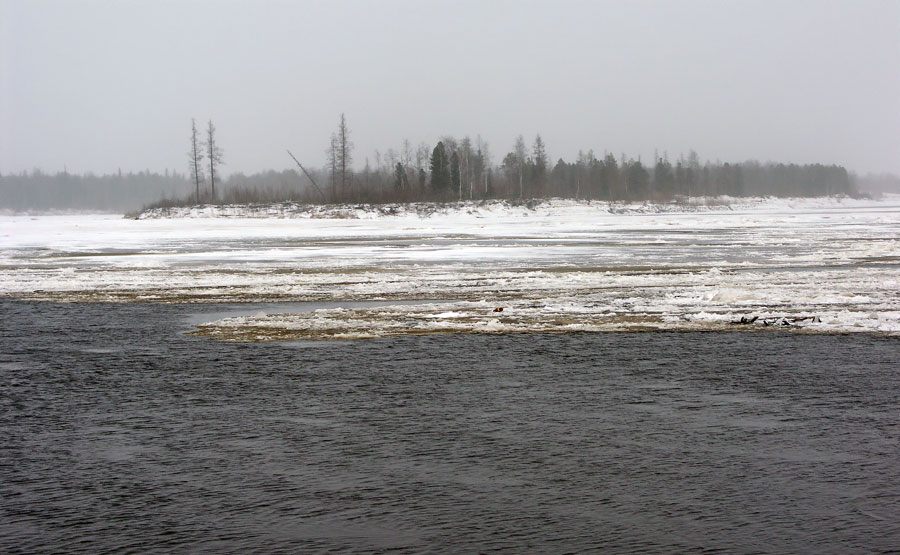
top-left (2, 0), bottom-right (898, 178)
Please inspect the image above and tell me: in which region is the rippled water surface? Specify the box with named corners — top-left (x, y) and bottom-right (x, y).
top-left (2, 300), bottom-right (899, 552)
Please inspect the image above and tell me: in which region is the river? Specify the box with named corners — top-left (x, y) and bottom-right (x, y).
top-left (2, 300), bottom-right (898, 552)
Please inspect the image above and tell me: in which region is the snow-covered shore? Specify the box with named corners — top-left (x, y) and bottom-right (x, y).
top-left (3, 195), bottom-right (899, 339)
top-left (132, 195), bottom-right (886, 220)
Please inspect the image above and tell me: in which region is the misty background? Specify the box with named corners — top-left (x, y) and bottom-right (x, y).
top-left (1, 0), bottom-right (898, 210)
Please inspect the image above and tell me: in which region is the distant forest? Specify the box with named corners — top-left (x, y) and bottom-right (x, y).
top-left (3, 116), bottom-right (896, 212)
top-left (0, 169), bottom-right (194, 212)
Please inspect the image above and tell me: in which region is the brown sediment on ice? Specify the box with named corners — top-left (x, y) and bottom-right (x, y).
top-left (190, 315), bottom-right (670, 342)
top-left (188, 305), bottom-right (851, 342)
top-left (191, 321), bottom-right (875, 342)
top-left (5, 288), bottom-right (890, 341)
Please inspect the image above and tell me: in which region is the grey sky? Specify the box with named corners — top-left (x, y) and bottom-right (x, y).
top-left (2, 0), bottom-right (898, 176)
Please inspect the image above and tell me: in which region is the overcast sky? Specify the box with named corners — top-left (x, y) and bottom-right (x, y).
top-left (2, 0), bottom-right (898, 176)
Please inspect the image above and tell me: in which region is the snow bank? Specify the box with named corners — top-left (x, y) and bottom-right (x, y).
top-left (133, 195), bottom-right (898, 220)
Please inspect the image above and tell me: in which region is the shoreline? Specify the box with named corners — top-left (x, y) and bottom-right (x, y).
top-left (128, 194), bottom-right (889, 220)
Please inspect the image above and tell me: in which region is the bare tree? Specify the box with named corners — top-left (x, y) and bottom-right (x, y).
top-left (401, 139), bottom-right (413, 167)
top-left (188, 118), bottom-right (204, 203)
top-left (532, 134), bottom-right (547, 197)
top-left (415, 142), bottom-right (430, 171)
top-left (385, 148), bottom-right (398, 173)
top-left (286, 149), bottom-right (326, 201)
top-left (205, 120), bottom-right (224, 200)
top-left (401, 139), bottom-right (416, 191)
top-left (364, 157), bottom-right (371, 193)
top-left (514, 135), bottom-right (527, 198)
top-left (415, 142), bottom-right (430, 195)
top-left (327, 133), bottom-right (338, 202)
top-left (477, 136), bottom-right (491, 196)
top-left (460, 136), bottom-right (473, 199)
top-left (337, 113), bottom-right (353, 201)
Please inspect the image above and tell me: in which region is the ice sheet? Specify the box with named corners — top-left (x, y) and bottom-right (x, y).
top-left (2, 196), bottom-right (899, 339)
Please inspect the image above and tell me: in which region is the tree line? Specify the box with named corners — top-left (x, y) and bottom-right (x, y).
top-left (303, 115), bottom-right (855, 204)
top-left (2, 114), bottom-right (866, 212)
top-left (0, 168), bottom-right (194, 212)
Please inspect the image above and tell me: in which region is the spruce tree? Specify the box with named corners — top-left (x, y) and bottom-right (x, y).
top-left (430, 141), bottom-right (449, 194)
top-left (418, 168), bottom-right (427, 193)
top-left (394, 162), bottom-right (405, 191)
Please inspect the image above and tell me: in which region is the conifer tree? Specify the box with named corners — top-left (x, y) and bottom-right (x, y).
top-left (394, 162), bottom-right (407, 191)
top-left (604, 153), bottom-right (619, 201)
top-left (418, 167), bottom-right (427, 193)
top-left (430, 141), bottom-right (450, 194)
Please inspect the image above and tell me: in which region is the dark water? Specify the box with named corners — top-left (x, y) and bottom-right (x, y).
top-left (2, 300), bottom-right (898, 553)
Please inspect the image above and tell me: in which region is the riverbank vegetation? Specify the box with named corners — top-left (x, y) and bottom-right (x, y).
top-left (7, 114), bottom-right (894, 213)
